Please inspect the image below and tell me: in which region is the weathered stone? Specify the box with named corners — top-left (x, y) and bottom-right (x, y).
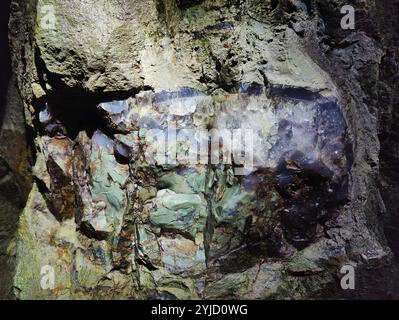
top-left (4, 0), bottom-right (397, 300)
top-left (150, 191), bottom-right (207, 238)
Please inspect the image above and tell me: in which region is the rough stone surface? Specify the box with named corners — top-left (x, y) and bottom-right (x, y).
top-left (1, 0), bottom-right (398, 299)
top-left (0, 76), bottom-right (32, 299)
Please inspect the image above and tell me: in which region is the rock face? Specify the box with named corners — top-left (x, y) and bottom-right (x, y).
top-left (0, 75), bottom-right (32, 299)
top-left (1, 0), bottom-right (398, 299)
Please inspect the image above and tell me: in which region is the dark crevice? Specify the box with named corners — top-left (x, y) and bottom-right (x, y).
top-left (270, 0), bottom-right (279, 11)
top-left (270, 86), bottom-right (323, 101)
top-left (79, 221), bottom-right (109, 241)
top-left (0, 0), bottom-right (12, 128)
top-left (33, 45), bottom-right (153, 140)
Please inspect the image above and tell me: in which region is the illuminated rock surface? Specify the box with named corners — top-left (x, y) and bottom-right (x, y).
top-left (1, 0), bottom-right (398, 299)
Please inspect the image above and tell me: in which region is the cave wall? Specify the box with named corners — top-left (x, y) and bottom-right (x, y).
top-left (1, 0), bottom-right (398, 299)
